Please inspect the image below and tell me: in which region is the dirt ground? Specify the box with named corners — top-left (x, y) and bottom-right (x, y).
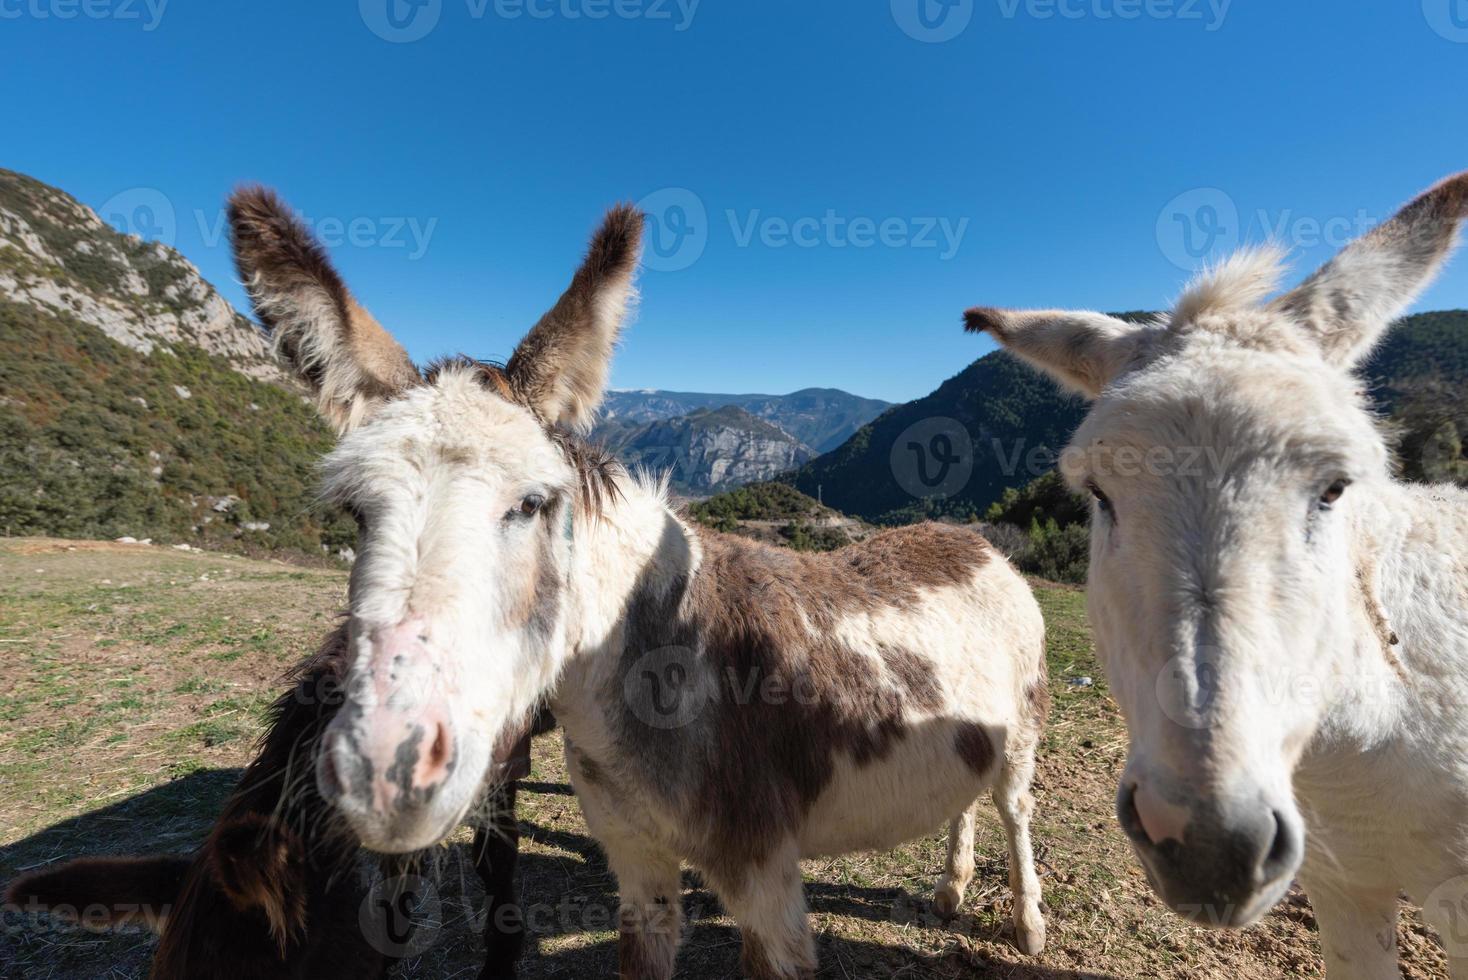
top-left (0, 538), bottom-right (1453, 978)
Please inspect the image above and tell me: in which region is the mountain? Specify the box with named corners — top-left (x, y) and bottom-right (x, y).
top-left (0, 169), bottom-right (352, 557)
top-left (0, 169), bottom-right (285, 384)
top-left (599, 387), bottom-right (890, 454)
top-left (595, 405), bottom-right (813, 496)
top-left (793, 311), bottom-right (1468, 524)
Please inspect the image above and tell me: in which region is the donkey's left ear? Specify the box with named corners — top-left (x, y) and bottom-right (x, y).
top-left (1271, 170), bottom-right (1468, 367)
top-left (506, 205), bottom-right (643, 431)
top-left (964, 307), bottom-right (1152, 398)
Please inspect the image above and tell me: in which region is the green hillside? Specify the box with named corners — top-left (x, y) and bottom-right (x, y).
top-left (792, 350), bottom-right (1088, 524)
top-left (0, 299), bottom-right (353, 558)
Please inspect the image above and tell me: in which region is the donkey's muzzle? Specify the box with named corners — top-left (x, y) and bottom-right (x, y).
top-left (316, 619), bottom-right (463, 851)
top-left (1117, 782), bottom-right (1303, 928)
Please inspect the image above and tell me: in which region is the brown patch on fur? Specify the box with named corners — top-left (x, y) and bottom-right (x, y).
top-left (963, 306), bottom-right (1009, 338)
top-left (506, 204), bottom-right (643, 430)
top-left (883, 647), bottom-right (945, 711)
top-left (617, 897), bottom-right (678, 980)
top-left (954, 722), bottom-right (998, 777)
top-left (227, 187), bottom-right (420, 429)
top-left (1026, 677), bottom-right (1053, 726)
top-left (210, 815), bottom-right (307, 955)
top-left (567, 742), bottom-right (607, 789)
top-left (618, 521), bottom-right (995, 886)
top-left (4, 856), bottom-right (188, 932)
top-left (1418, 169), bottom-right (1468, 222)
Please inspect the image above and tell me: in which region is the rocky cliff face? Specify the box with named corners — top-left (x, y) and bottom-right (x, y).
top-left (600, 387), bottom-right (890, 454)
top-left (595, 405), bottom-right (813, 495)
top-left (0, 169), bottom-right (285, 384)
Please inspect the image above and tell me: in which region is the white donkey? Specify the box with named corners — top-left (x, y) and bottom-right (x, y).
top-left (226, 188), bottom-right (1051, 979)
top-left (966, 172), bottom-right (1468, 978)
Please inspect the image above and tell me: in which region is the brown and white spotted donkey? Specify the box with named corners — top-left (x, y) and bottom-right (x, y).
top-left (25, 187), bottom-right (1051, 980)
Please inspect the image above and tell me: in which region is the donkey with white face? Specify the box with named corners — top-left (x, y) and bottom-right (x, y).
top-left (229, 189), bottom-right (1051, 979)
top-left (967, 172), bottom-right (1468, 977)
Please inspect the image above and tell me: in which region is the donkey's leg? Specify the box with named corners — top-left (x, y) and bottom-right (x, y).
top-left (475, 781), bottom-right (523, 980)
top-left (932, 801), bottom-right (978, 920)
top-left (715, 842), bottom-right (816, 980)
top-left (605, 839), bottom-right (683, 980)
top-left (1304, 878), bottom-right (1400, 980)
top-left (992, 744), bottom-right (1046, 955)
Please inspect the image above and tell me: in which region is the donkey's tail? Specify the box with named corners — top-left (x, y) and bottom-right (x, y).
top-left (4, 855), bottom-right (191, 932)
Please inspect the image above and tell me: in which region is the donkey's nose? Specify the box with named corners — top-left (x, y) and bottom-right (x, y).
top-left (1118, 781), bottom-right (1302, 926)
top-left (319, 710), bottom-right (458, 811)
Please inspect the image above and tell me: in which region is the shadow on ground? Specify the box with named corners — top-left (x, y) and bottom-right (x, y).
top-left (1, 774), bottom-right (1115, 980)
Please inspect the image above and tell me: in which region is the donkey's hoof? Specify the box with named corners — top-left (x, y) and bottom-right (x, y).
top-left (1014, 906), bottom-right (1046, 956)
top-left (931, 882), bottom-right (964, 920)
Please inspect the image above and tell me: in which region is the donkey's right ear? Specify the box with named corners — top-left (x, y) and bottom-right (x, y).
top-left (228, 187), bottom-right (420, 433)
top-left (964, 307), bottom-right (1151, 398)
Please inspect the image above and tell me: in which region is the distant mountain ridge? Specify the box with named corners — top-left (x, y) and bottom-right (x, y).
top-left (599, 387), bottom-right (890, 454)
top-left (793, 310), bottom-right (1468, 524)
top-left (595, 404), bottom-right (814, 495)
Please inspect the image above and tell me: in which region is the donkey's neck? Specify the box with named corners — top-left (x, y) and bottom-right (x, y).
top-left (551, 475), bottom-right (699, 742)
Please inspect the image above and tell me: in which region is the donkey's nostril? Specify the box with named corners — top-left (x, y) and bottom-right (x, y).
top-left (428, 723), bottom-right (450, 771)
top-left (1117, 783), bottom-right (1152, 846)
top-left (1259, 810), bottom-right (1302, 884)
top-left (409, 720), bottom-right (455, 791)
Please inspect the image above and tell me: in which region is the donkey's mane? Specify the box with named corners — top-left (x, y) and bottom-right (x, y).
top-left (1171, 245), bottom-right (1289, 327)
top-left (423, 354), bottom-right (623, 520)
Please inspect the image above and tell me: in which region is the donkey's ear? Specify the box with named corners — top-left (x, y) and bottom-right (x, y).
top-left (1271, 171), bottom-right (1468, 367)
top-left (964, 307), bottom-right (1151, 398)
top-left (506, 204), bottom-right (642, 430)
top-left (228, 187), bottom-right (420, 433)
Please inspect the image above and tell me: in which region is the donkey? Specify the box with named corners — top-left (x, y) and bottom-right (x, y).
top-left (5, 624), bottom-right (542, 980)
top-left (212, 187), bottom-right (1051, 979)
top-left (965, 171), bottom-right (1468, 978)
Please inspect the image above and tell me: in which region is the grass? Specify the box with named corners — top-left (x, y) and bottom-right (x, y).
top-left (0, 539), bottom-right (1454, 979)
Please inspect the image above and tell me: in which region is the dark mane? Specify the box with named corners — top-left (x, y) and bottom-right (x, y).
top-left (424, 354), bottom-right (623, 519)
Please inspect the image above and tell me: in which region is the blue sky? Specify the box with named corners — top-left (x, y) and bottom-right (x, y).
top-left (5, 0), bottom-right (1467, 402)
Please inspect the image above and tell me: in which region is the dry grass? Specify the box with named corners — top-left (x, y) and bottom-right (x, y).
top-left (0, 539), bottom-right (1453, 979)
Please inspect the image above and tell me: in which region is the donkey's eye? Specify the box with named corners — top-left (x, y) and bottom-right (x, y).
top-left (1318, 479), bottom-right (1351, 510)
top-left (515, 494), bottom-right (547, 519)
top-left (1087, 482), bottom-right (1113, 515)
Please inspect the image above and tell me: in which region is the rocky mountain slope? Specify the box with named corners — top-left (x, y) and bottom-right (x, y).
top-left (0, 169), bottom-right (284, 384)
top-left (0, 170), bottom-right (349, 556)
top-left (594, 405), bottom-right (813, 495)
top-left (598, 387), bottom-right (890, 453)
